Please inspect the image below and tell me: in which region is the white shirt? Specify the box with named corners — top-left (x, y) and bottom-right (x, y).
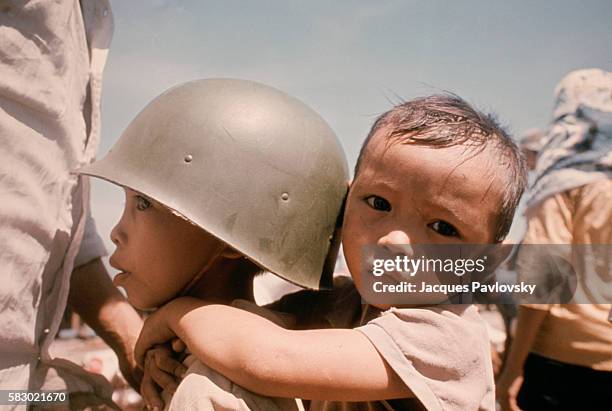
top-left (0, 0), bottom-right (113, 406)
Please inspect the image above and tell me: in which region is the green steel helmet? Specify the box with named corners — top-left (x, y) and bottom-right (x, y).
top-left (80, 79), bottom-right (349, 290)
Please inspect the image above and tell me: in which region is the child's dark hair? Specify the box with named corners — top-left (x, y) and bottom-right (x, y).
top-left (354, 94), bottom-right (527, 242)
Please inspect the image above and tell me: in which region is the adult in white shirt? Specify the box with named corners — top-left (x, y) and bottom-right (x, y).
top-left (0, 1), bottom-right (143, 408)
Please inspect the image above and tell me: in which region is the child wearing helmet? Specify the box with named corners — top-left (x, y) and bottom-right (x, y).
top-left (79, 78), bottom-right (348, 409)
top-left (134, 94), bottom-right (528, 411)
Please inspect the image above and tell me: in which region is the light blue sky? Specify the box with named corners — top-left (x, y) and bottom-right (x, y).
top-left (92, 0), bottom-right (612, 255)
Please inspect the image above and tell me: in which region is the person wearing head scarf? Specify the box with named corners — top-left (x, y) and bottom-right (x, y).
top-left (528, 68), bottom-right (612, 208)
top-left (496, 69), bottom-right (612, 411)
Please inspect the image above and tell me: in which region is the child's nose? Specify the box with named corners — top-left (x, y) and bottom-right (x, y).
top-left (378, 229), bottom-right (410, 245)
top-left (377, 230), bottom-right (413, 253)
top-left (110, 222), bottom-right (125, 246)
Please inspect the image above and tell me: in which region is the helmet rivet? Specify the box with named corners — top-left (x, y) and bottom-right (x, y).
top-left (184, 154), bottom-right (193, 163)
top-left (281, 192), bottom-right (289, 201)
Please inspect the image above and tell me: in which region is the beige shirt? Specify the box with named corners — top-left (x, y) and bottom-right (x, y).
top-left (353, 305), bottom-right (495, 411)
top-left (518, 179), bottom-right (612, 370)
top-left (0, 0), bottom-right (113, 406)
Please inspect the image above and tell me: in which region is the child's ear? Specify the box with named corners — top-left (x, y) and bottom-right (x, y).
top-left (221, 246), bottom-right (244, 260)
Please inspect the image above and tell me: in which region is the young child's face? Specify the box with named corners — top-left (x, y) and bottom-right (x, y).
top-left (342, 128), bottom-right (505, 289)
top-left (109, 188), bottom-right (225, 309)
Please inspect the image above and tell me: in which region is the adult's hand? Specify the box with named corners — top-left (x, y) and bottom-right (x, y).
top-left (496, 370), bottom-right (523, 411)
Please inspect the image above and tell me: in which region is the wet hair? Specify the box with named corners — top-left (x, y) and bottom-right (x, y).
top-left (354, 94), bottom-right (527, 242)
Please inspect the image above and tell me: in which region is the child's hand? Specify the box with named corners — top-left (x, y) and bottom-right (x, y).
top-left (141, 343), bottom-right (188, 411)
top-left (135, 307), bottom-right (177, 368)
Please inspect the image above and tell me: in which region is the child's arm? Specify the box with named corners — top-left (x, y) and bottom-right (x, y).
top-left (135, 297), bottom-right (412, 401)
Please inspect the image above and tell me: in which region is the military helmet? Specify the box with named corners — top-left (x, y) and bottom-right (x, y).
top-left (80, 79), bottom-right (348, 289)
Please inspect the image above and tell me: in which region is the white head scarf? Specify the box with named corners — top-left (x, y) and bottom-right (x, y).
top-left (527, 68), bottom-right (612, 209)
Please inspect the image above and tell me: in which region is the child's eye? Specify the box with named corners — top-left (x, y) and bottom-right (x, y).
top-left (428, 220), bottom-right (459, 237)
top-left (136, 195), bottom-right (152, 211)
top-left (365, 195), bottom-right (392, 212)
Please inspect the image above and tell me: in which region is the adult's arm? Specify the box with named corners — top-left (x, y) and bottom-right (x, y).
top-left (496, 305), bottom-right (548, 411)
top-left (69, 257), bottom-right (144, 390)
